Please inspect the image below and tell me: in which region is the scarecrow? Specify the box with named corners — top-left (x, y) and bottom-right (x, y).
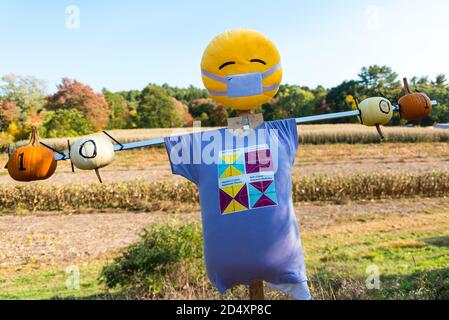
top-left (4, 29), bottom-right (435, 300)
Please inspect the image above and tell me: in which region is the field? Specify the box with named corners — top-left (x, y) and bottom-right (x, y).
top-left (0, 125), bottom-right (449, 300)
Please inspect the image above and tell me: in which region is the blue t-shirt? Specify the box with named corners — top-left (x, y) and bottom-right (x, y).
top-left (164, 119), bottom-right (307, 293)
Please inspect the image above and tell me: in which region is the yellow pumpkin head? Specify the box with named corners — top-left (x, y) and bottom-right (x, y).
top-left (358, 97), bottom-right (393, 126)
top-left (7, 127), bottom-right (57, 182)
top-left (201, 29), bottom-right (282, 111)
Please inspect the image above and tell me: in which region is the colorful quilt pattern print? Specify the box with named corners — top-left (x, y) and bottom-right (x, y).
top-left (218, 145), bottom-right (278, 215)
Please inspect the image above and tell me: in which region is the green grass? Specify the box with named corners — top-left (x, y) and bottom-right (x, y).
top-left (2, 219), bottom-right (447, 300)
top-left (305, 232), bottom-right (449, 299)
top-left (0, 262), bottom-right (116, 300)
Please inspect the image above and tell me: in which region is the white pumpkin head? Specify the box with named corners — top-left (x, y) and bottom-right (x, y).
top-left (358, 97), bottom-right (393, 127)
top-left (70, 136), bottom-right (115, 171)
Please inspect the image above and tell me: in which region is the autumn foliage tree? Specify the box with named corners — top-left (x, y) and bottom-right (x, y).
top-left (172, 98), bottom-right (193, 127)
top-left (47, 78), bottom-right (110, 131)
top-left (0, 101), bottom-right (18, 131)
top-left (0, 101), bottom-right (20, 145)
top-left (189, 98), bottom-right (227, 126)
top-left (0, 74), bottom-right (47, 140)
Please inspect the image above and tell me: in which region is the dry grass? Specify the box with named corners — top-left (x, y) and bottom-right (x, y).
top-left (298, 124), bottom-right (449, 144)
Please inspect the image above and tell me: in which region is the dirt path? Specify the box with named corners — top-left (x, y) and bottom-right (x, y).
top-left (0, 211), bottom-right (196, 267)
top-left (1, 197), bottom-right (448, 267)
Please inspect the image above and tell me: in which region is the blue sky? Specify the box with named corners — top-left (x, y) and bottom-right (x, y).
top-left (1, 0), bottom-right (448, 93)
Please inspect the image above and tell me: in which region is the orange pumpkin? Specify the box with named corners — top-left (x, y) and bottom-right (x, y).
top-left (398, 78), bottom-right (432, 121)
top-left (7, 127), bottom-right (57, 182)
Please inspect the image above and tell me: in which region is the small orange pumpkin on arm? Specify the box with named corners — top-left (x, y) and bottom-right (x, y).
top-left (398, 78), bottom-right (433, 121)
top-left (6, 126), bottom-right (57, 182)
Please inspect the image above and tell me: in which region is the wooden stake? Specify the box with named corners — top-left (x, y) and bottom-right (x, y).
top-left (403, 78), bottom-right (411, 94)
top-left (249, 281), bottom-right (265, 300)
top-left (375, 124), bottom-right (385, 141)
top-left (95, 168), bottom-right (103, 184)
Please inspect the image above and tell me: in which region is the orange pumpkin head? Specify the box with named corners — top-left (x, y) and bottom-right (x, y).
top-left (398, 78), bottom-right (432, 121)
top-left (6, 127), bottom-right (57, 182)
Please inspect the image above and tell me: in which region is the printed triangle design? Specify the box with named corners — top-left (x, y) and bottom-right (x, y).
top-left (230, 166), bottom-right (244, 177)
top-left (253, 194), bottom-right (277, 208)
top-left (235, 154), bottom-right (245, 165)
top-left (220, 166), bottom-right (233, 178)
top-left (265, 191), bottom-right (278, 204)
top-left (219, 189), bottom-right (233, 213)
top-left (221, 185), bottom-right (235, 197)
top-left (264, 181), bottom-right (276, 195)
top-left (232, 184), bottom-right (245, 196)
top-left (218, 164), bottom-right (229, 178)
top-left (232, 200), bottom-right (247, 212)
top-left (234, 184), bottom-right (249, 208)
top-left (223, 201), bottom-right (235, 214)
top-left (249, 193), bottom-right (261, 208)
top-left (250, 180), bottom-right (273, 193)
top-left (231, 163), bottom-right (245, 176)
top-left (222, 153), bottom-right (240, 165)
top-left (248, 184), bottom-right (263, 196)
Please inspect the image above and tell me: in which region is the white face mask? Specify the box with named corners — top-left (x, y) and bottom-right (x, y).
top-left (202, 63), bottom-right (281, 98)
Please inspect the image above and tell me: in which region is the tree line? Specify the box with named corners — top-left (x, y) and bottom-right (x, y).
top-left (1, 65), bottom-right (448, 144)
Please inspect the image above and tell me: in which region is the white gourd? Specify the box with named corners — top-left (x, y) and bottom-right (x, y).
top-left (358, 97), bottom-right (393, 127)
top-left (70, 136), bottom-right (115, 170)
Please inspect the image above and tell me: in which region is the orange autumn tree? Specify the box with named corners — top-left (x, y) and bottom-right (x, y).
top-left (47, 78), bottom-right (110, 131)
top-left (0, 100), bottom-right (19, 145)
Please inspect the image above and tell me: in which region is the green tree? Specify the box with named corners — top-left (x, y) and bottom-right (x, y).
top-left (137, 85), bottom-right (184, 128)
top-left (41, 109), bottom-right (93, 138)
top-left (162, 84), bottom-right (208, 104)
top-left (261, 99), bottom-right (288, 121)
top-left (324, 80), bottom-right (363, 123)
top-left (414, 77), bottom-right (449, 124)
top-left (358, 65), bottom-right (401, 98)
top-left (116, 90), bottom-right (141, 128)
top-left (310, 85), bottom-right (328, 114)
top-left (276, 85), bottom-right (316, 118)
top-left (103, 90), bottom-right (129, 129)
top-left (433, 74), bottom-right (447, 88)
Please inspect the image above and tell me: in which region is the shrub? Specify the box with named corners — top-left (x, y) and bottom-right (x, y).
top-left (100, 223), bottom-right (204, 297)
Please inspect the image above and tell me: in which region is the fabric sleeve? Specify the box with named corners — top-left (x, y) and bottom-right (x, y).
top-left (277, 118), bottom-right (299, 166)
top-left (164, 133), bottom-right (201, 185)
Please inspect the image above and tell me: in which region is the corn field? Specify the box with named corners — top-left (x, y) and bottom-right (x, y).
top-left (297, 124), bottom-right (449, 144)
top-left (1, 172), bottom-right (448, 212)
